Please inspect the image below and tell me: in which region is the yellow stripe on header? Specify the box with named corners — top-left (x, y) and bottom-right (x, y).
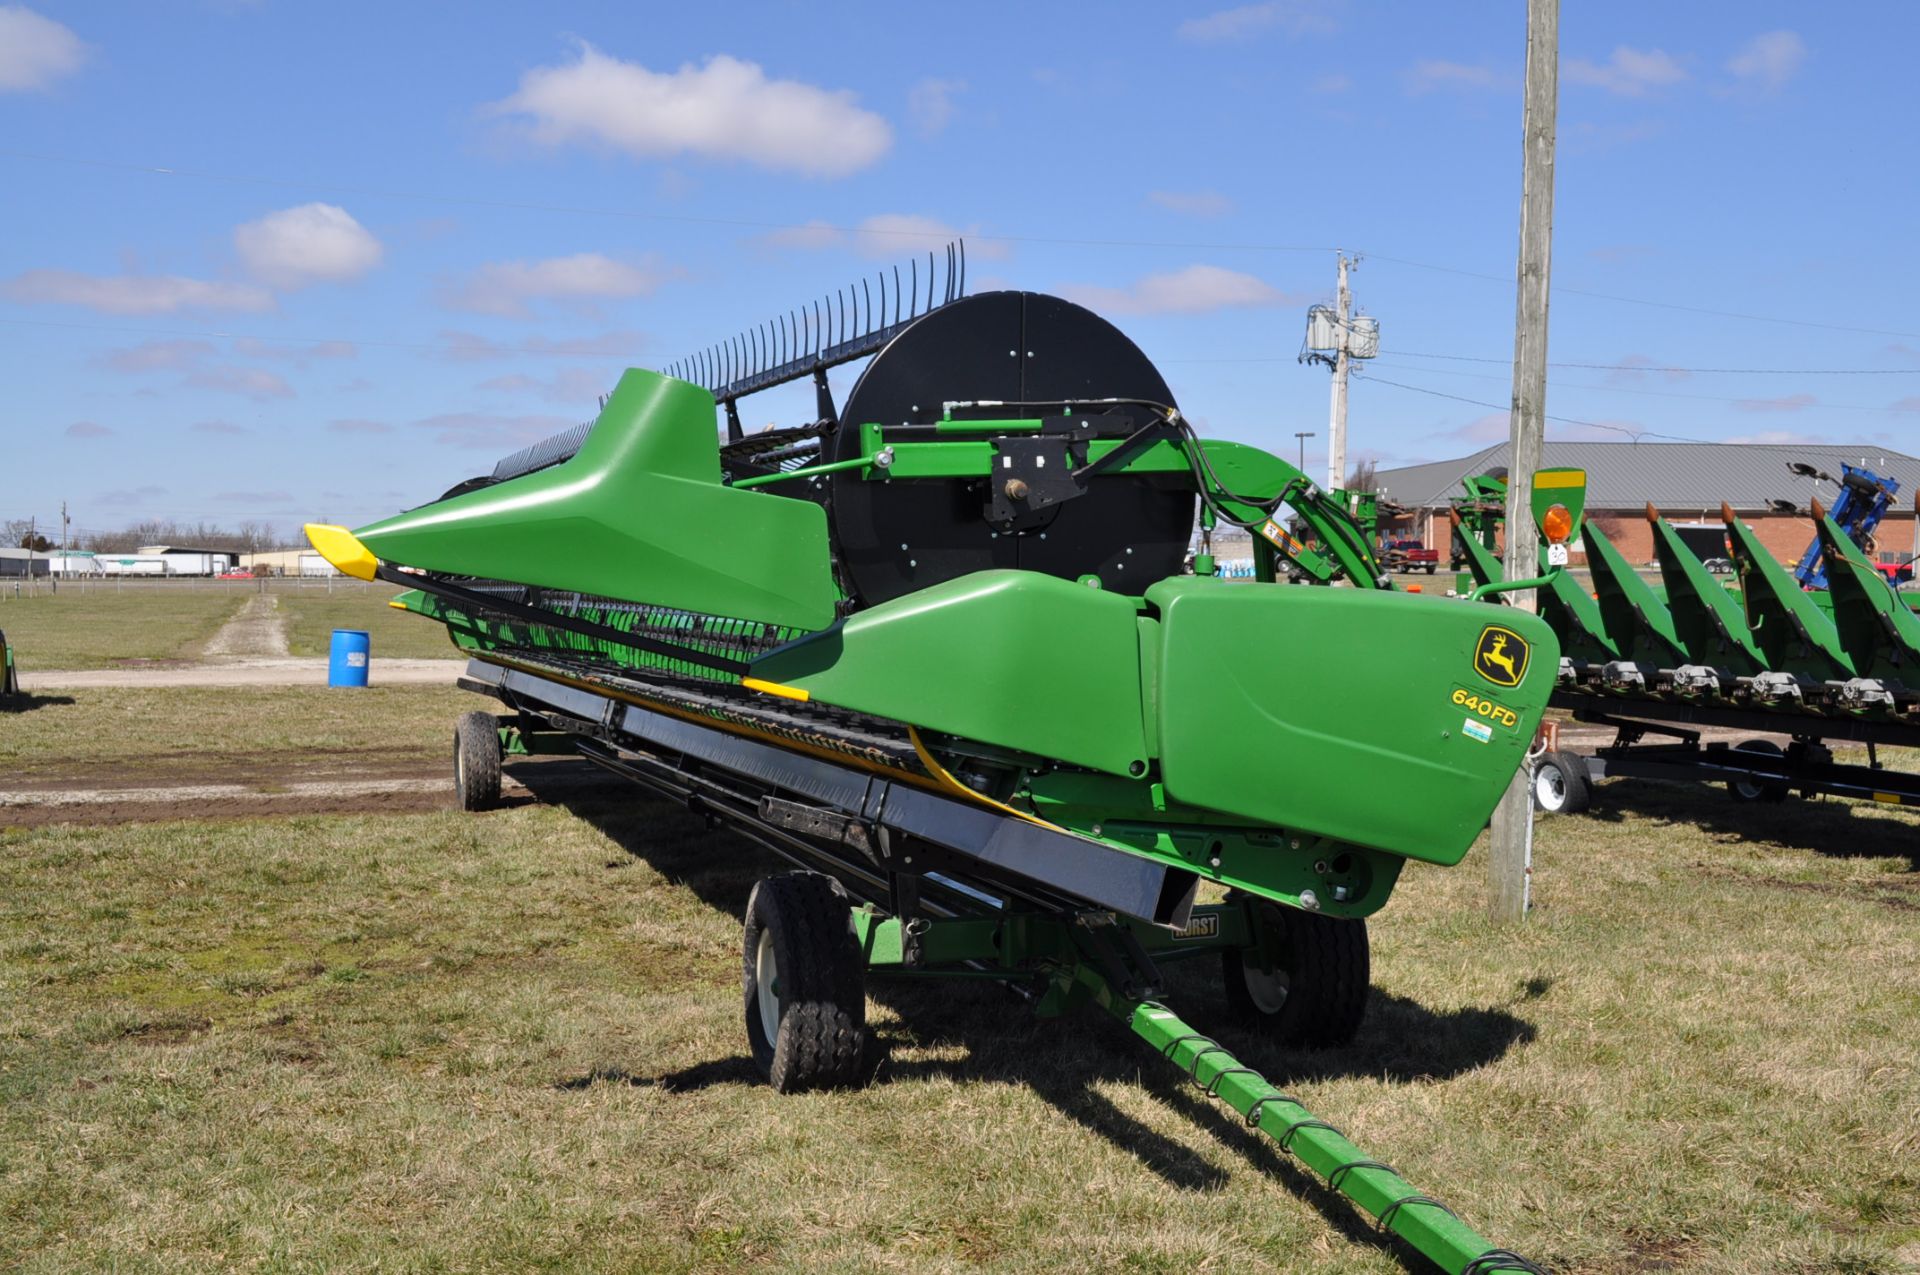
top-left (741, 677), bottom-right (811, 703)
top-left (1534, 469), bottom-right (1587, 489)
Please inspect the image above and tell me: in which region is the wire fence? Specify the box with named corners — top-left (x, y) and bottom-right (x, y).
top-left (0, 575), bottom-right (388, 601)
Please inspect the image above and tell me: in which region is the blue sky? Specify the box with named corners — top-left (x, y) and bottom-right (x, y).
top-left (3, 1), bottom-right (1918, 542)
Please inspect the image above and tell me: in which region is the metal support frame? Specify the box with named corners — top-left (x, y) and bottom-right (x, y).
top-left (1565, 699), bottom-right (1920, 807)
top-left (456, 653), bottom-right (1545, 1272)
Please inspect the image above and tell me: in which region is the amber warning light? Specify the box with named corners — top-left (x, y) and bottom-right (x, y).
top-left (1541, 503), bottom-right (1573, 544)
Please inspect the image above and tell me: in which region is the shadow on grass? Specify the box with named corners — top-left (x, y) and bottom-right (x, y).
top-left (0, 693), bottom-right (76, 713)
top-left (1585, 777), bottom-right (1920, 869)
top-left (531, 763), bottom-right (1537, 1261)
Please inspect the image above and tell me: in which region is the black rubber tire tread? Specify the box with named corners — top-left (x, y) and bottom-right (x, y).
top-left (1223, 900), bottom-right (1369, 1049)
top-left (1728, 738), bottom-right (1789, 804)
top-left (1538, 751), bottom-right (1591, 815)
top-left (742, 872), bottom-right (867, 1093)
top-left (453, 710), bottom-right (502, 812)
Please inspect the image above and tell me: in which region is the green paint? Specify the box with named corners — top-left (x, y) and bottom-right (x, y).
top-left (1145, 576), bottom-right (1557, 866)
top-left (350, 369), bottom-right (840, 631)
top-left (1814, 512), bottom-right (1920, 680)
top-left (1583, 521), bottom-right (1686, 666)
top-left (751, 570), bottom-right (1150, 778)
top-left (1648, 515), bottom-right (1766, 676)
top-left (1723, 510), bottom-right (1855, 678)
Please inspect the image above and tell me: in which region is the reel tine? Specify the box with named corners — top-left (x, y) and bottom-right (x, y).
top-left (863, 278), bottom-right (873, 338)
top-left (909, 255), bottom-right (919, 319)
top-left (927, 250), bottom-right (935, 312)
top-left (958, 238), bottom-right (966, 298)
top-left (943, 243), bottom-right (954, 304)
top-left (892, 265), bottom-right (902, 325)
top-left (836, 288), bottom-right (846, 344)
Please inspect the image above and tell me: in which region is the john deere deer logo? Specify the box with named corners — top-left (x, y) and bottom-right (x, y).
top-left (1473, 625), bottom-right (1529, 688)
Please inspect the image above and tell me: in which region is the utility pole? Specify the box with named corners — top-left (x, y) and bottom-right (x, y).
top-left (1488, 0), bottom-right (1559, 925)
top-left (1295, 431), bottom-right (1315, 471)
top-left (1326, 253), bottom-right (1353, 493)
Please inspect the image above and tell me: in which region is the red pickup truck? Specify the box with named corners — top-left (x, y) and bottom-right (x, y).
top-left (1382, 538), bottom-right (1440, 574)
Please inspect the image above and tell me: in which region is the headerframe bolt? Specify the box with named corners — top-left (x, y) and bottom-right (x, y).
top-left (1299, 889), bottom-right (1321, 911)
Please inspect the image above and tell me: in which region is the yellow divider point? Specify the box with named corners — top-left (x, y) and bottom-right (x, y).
top-left (303, 524), bottom-right (379, 582)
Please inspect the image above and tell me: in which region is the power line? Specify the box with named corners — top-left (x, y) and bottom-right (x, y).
top-left (1365, 358), bottom-right (1913, 414)
top-left (1388, 350), bottom-right (1920, 375)
top-left (1362, 252), bottom-right (1920, 342)
top-left (1349, 370), bottom-right (1714, 443)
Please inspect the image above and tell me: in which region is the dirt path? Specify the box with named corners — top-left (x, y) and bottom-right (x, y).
top-left (0, 755), bottom-right (605, 828)
top-left (201, 592), bottom-right (289, 660)
top-left (17, 656), bottom-right (466, 690)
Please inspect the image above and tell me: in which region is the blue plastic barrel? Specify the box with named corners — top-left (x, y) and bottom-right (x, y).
top-left (328, 629), bottom-right (371, 687)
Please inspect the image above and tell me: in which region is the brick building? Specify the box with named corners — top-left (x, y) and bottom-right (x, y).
top-left (1373, 442), bottom-right (1920, 568)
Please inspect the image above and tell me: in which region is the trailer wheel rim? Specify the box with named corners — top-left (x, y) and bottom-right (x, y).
top-left (754, 929), bottom-right (781, 1044)
top-left (1241, 963), bottom-right (1290, 1015)
top-left (1534, 763), bottom-right (1566, 812)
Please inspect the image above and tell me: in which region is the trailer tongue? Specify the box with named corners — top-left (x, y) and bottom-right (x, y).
top-left (309, 250), bottom-right (1569, 1273)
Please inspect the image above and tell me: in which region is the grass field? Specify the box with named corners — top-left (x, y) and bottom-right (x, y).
top-left (0, 684), bottom-right (472, 781)
top-left (2, 690), bottom-right (1917, 1272)
top-left (0, 588), bottom-right (242, 669)
top-left (276, 586), bottom-right (461, 662)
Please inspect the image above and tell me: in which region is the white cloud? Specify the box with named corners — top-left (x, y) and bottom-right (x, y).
top-left (479, 367), bottom-right (609, 404)
top-left (328, 418), bottom-right (393, 435)
top-left (488, 45), bottom-right (891, 178)
top-left (97, 339), bottom-right (217, 373)
top-left (1604, 354), bottom-right (1689, 385)
top-left (234, 203), bottom-right (383, 289)
top-left (1057, 265), bottom-right (1287, 316)
top-left (1727, 31), bottom-right (1805, 93)
top-left (852, 213), bottom-right (991, 259)
top-left (1734, 393), bottom-right (1816, 413)
top-left (191, 421), bottom-right (248, 436)
top-left (1, 269), bottom-right (273, 314)
top-left (759, 219), bottom-right (844, 252)
top-left (0, 6), bottom-right (86, 92)
top-left (1405, 60), bottom-right (1508, 95)
top-left (1312, 73), bottom-right (1352, 93)
top-left (446, 253), bottom-right (671, 317)
top-left (232, 337), bottom-right (357, 363)
top-left (1444, 412), bottom-right (1511, 444)
top-left (64, 420), bottom-right (112, 439)
top-left (1147, 189), bottom-right (1235, 218)
top-left (186, 366), bottom-right (295, 401)
top-left (413, 411), bottom-right (574, 449)
top-left (760, 213), bottom-right (1007, 260)
top-left (437, 329), bottom-right (647, 362)
top-left (908, 77), bottom-right (964, 136)
top-left (1722, 429), bottom-right (1825, 445)
top-left (1565, 46), bottom-right (1687, 97)
top-left (1177, 2), bottom-right (1337, 43)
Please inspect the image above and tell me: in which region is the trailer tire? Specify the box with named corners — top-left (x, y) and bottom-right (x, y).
top-left (1728, 739), bottom-right (1789, 803)
top-left (453, 711), bottom-right (502, 811)
top-left (743, 873), bottom-right (867, 1093)
top-left (1223, 900), bottom-right (1369, 1048)
top-left (1533, 751), bottom-right (1591, 815)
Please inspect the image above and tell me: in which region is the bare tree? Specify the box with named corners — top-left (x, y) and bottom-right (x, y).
top-left (1345, 458), bottom-right (1380, 493)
